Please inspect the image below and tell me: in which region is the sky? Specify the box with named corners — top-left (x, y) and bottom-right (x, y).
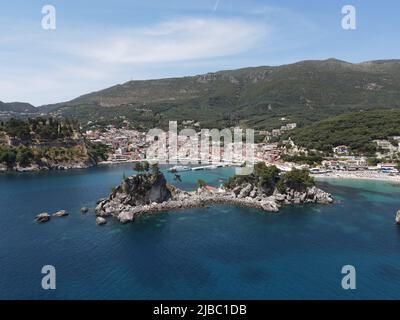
top-left (0, 0), bottom-right (399, 106)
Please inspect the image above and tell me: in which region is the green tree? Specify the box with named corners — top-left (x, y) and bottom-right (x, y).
top-left (254, 163), bottom-right (281, 185)
top-left (151, 163), bottom-right (160, 174)
top-left (277, 169), bottom-right (315, 193)
top-left (87, 142), bottom-right (110, 162)
top-left (367, 157), bottom-right (381, 166)
top-left (0, 150), bottom-right (17, 167)
top-left (16, 147), bottom-right (34, 167)
top-left (143, 161), bottom-right (150, 172)
top-left (134, 162), bottom-right (144, 172)
top-left (197, 179), bottom-right (206, 189)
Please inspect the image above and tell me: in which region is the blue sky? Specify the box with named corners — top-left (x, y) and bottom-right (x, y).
top-left (0, 0), bottom-right (399, 105)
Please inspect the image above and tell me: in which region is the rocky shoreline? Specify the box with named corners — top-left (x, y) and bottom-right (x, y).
top-left (0, 162), bottom-right (93, 173)
top-left (95, 170), bottom-right (333, 224)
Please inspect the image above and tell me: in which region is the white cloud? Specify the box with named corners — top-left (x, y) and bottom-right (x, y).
top-left (71, 17), bottom-right (270, 64)
top-left (0, 16), bottom-right (271, 105)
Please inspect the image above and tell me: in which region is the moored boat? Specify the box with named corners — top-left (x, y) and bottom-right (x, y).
top-left (169, 165), bottom-right (192, 172)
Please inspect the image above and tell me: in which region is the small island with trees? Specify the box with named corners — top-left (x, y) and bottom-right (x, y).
top-left (95, 162), bottom-right (333, 224)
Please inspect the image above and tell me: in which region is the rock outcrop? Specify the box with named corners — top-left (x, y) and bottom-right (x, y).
top-left (52, 210), bottom-right (69, 217)
top-left (115, 172), bottom-right (171, 206)
top-left (35, 212), bottom-right (50, 223)
top-left (273, 186), bottom-right (333, 205)
top-left (96, 217), bottom-right (107, 225)
top-left (80, 207), bottom-right (89, 214)
top-left (96, 171), bottom-right (333, 224)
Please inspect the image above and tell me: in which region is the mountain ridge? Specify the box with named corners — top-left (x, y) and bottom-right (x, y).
top-left (0, 101), bottom-right (36, 112)
top-left (43, 58), bottom-right (400, 108)
top-left (3, 58), bottom-right (400, 129)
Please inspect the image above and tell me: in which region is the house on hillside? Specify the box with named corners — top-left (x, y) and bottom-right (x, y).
top-left (332, 145), bottom-right (349, 156)
top-left (271, 129), bottom-right (281, 137)
top-left (374, 139), bottom-right (399, 153)
top-left (286, 123), bottom-right (297, 130)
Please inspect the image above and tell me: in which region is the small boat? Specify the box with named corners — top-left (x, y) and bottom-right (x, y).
top-left (169, 166), bottom-right (192, 173)
top-left (382, 168), bottom-right (399, 174)
top-left (310, 168), bottom-right (328, 174)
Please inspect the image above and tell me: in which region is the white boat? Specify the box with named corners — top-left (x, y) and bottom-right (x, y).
top-left (169, 166), bottom-right (192, 172)
top-left (310, 168), bottom-right (328, 174)
top-left (381, 168), bottom-right (399, 174)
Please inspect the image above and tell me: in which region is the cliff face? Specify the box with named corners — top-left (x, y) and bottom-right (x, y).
top-left (118, 173), bottom-right (171, 206)
top-left (96, 171), bottom-right (333, 224)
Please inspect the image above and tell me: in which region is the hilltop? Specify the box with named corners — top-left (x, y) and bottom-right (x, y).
top-left (3, 58), bottom-right (400, 130)
top-left (0, 101), bottom-right (38, 120)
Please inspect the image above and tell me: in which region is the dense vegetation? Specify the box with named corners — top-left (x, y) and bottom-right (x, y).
top-left (224, 163), bottom-right (314, 195)
top-left (0, 118), bottom-right (108, 169)
top-left (0, 117), bottom-right (77, 142)
top-left (0, 101), bottom-right (37, 121)
top-left (133, 161), bottom-right (161, 175)
top-left (286, 109), bottom-right (400, 155)
top-left (276, 169), bottom-right (315, 193)
top-left (0, 145), bottom-right (89, 168)
top-left (87, 141), bottom-right (110, 162)
top-left (4, 59), bottom-right (400, 131)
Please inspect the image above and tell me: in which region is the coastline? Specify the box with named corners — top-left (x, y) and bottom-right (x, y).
top-left (98, 160), bottom-right (141, 165)
top-left (312, 170), bottom-right (400, 184)
top-left (0, 159), bottom-right (144, 173)
top-left (0, 163), bottom-right (92, 173)
top-left (4, 159), bottom-right (400, 186)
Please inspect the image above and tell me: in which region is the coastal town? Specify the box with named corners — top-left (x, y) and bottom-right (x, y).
top-left (1, 115), bottom-right (400, 184)
top-left (83, 119), bottom-right (400, 183)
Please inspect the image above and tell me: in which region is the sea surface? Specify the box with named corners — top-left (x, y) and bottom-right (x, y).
top-left (1, 164), bottom-right (400, 299)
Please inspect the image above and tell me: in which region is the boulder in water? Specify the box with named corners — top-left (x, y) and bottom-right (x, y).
top-left (35, 212), bottom-right (50, 223)
top-left (96, 217), bottom-right (107, 225)
top-left (52, 210), bottom-right (68, 217)
top-left (80, 207), bottom-right (89, 214)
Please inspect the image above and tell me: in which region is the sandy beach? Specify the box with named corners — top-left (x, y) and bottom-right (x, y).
top-left (312, 170), bottom-right (400, 184)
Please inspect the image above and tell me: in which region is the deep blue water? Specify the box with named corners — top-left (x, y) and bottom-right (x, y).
top-left (1, 164), bottom-right (400, 299)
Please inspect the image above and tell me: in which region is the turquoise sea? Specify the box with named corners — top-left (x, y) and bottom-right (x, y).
top-left (1, 164), bottom-right (400, 299)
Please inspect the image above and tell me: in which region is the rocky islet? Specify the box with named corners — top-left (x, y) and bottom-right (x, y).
top-left (95, 167), bottom-right (333, 224)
